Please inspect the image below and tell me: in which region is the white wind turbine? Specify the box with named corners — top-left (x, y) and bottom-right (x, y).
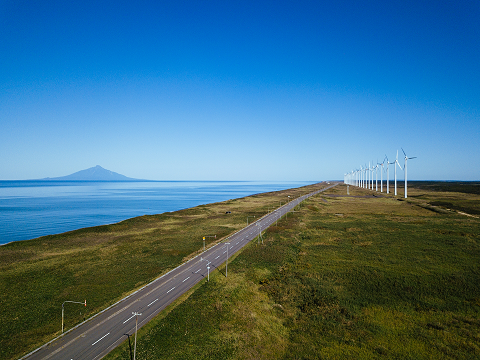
top-left (394, 150), bottom-right (403, 196)
top-left (367, 161), bottom-right (372, 190)
top-left (378, 158), bottom-right (385, 192)
top-left (359, 166), bottom-right (363, 188)
top-left (385, 155), bottom-right (392, 194)
top-left (361, 165), bottom-right (364, 188)
top-left (368, 163), bottom-right (372, 190)
top-left (402, 148), bottom-right (417, 198)
top-left (365, 164), bottom-right (369, 189)
top-left (367, 163), bottom-right (371, 189)
top-left (371, 161), bottom-right (374, 190)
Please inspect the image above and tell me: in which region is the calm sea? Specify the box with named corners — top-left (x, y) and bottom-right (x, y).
top-left (0, 180), bottom-right (314, 245)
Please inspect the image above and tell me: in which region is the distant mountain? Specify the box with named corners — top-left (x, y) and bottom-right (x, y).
top-left (42, 165), bottom-right (139, 181)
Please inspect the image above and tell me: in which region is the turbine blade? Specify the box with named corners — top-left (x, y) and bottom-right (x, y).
top-left (401, 147), bottom-right (407, 157)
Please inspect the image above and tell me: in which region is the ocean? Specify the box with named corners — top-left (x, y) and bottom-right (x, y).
top-left (0, 180), bottom-right (315, 245)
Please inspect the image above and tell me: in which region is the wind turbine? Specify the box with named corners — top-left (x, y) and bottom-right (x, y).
top-left (394, 150), bottom-right (402, 196)
top-left (359, 166), bottom-right (362, 188)
top-left (361, 165), bottom-right (364, 188)
top-left (402, 148), bottom-right (417, 198)
top-left (378, 159), bottom-right (385, 192)
top-left (365, 164), bottom-right (368, 189)
top-left (371, 161), bottom-right (374, 190)
top-left (368, 163), bottom-right (372, 190)
top-left (385, 155), bottom-right (391, 194)
top-left (367, 163), bottom-right (371, 190)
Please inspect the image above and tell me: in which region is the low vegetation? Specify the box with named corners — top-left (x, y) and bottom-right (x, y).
top-left (106, 183), bottom-right (480, 359)
top-left (0, 183), bottom-right (325, 360)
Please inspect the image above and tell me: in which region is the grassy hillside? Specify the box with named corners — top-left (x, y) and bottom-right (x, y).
top-left (106, 183), bottom-right (480, 359)
top-left (0, 183), bottom-right (326, 360)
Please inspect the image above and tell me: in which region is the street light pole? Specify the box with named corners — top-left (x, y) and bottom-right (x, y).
top-left (132, 312), bottom-right (142, 360)
top-left (256, 223), bottom-right (263, 244)
top-left (225, 243), bottom-right (230, 277)
top-left (206, 261), bottom-right (211, 282)
top-left (62, 300), bottom-right (86, 333)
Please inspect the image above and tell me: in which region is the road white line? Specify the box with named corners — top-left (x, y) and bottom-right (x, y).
top-left (195, 268), bottom-right (201, 273)
top-left (167, 287), bottom-right (175, 293)
top-left (183, 276), bottom-right (190, 282)
top-left (148, 298), bottom-right (159, 307)
top-left (92, 333), bottom-right (110, 346)
top-left (215, 255), bottom-right (220, 259)
top-left (223, 250), bottom-right (227, 254)
top-left (123, 315), bottom-right (135, 324)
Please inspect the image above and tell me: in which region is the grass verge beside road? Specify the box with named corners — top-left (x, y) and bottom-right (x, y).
top-left (106, 183), bottom-right (480, 359)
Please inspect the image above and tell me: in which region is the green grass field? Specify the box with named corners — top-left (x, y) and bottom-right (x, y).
top-left (0, 183), bottom-right (326, 360)
top-left (105, 183), bottom-right (480, 360)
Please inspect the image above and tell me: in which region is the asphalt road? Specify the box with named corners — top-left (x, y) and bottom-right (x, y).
top-left (23, 182), bottom-right (338, 360)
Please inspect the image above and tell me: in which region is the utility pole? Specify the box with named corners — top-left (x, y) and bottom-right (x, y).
top-left (132, 312), bottom-right (142, 360)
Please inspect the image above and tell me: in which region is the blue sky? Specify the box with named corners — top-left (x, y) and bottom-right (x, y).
top-left (1, 0), bottom-right (479, 181)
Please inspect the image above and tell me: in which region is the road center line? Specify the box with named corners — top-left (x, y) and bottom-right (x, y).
top-left (182, 277), bottom-right (190, 282)
top-left (167, 287), bottom-right (175, 293)
top-left (92, 333), bottom-right (110, 346)
top-left (148, 298), bottom-right (159, 307)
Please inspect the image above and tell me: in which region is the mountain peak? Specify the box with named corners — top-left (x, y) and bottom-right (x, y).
top-left (43, 166), bottom-right (138, 181)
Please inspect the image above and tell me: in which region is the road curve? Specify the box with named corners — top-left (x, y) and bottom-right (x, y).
top-left (23, 182), bottom-right (338, 360)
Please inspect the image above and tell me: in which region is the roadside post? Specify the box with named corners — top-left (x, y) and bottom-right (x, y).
top-left (203, 235), bottom-right (216, 250)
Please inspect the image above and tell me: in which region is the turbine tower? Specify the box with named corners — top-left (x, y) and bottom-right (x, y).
top-left (367, 161), bottom-right (372, 190)
top-left (394, 150), bottom-right (403, 196)
top-left (402, 148), bottom-right (417, 198)
top-left (379, 158), bottom-right (385, 192)
top-left (360, 166), bottom-right (363, 188)
top-left (371, 161), bottom-right (374, 190)
top-left (385, 155), bottom-right (390, 194)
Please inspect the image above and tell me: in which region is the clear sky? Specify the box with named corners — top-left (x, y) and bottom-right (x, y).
top-left (1, 0), bottom-right (479, 181)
